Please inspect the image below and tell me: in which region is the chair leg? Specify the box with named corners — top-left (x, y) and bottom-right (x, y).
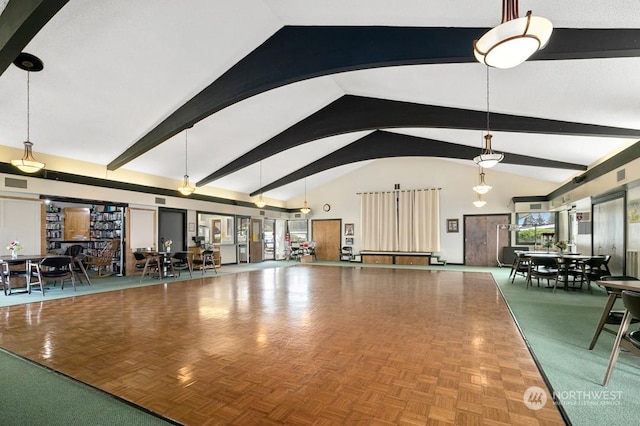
top-left (603, 310), bottom-right (633, 386)
top-left (589, 293), bottom-right (619, 350)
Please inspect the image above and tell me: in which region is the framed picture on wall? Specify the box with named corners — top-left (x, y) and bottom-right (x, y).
top-left (345, 237), bottom-right (354, 245)
top-left (344, 223), bottom-right (354, 236)
top-left (447, 218), bottom-right (459, 233)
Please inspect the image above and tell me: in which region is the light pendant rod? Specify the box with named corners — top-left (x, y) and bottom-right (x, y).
top-left (177, 128), bottom-right (195, 195)
top-left (474, 0), bottom-right (553, 69)
top-left (255, 161), bottom-right (267, 208)
top-left (474, 66), bottom-right (504, 168)
top-left (300, 178), bottom-right (311, 214)
top-left (11, 53), bottom-right (45, 174)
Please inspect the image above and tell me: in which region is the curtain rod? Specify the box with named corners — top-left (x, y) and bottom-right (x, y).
top-left (356, 188), bottom-right (441, 195)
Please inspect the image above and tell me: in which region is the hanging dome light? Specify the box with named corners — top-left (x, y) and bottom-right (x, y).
top-left (473, 193), bottom-right (487, 208)
top-left (254, 161), bottom-right (267, 208)
top-left (474, 66), bottom-right (503, 168)
top-left (11, 53), bottom-right (45, 174)
top-left (473, 169), bottom-right (492, 194)
top-left (474, 0), bottom-right (553, 69)
top-left (177, 128), bottom-right (195, 195)
top-left (300, 178), bottom-right (311, 214)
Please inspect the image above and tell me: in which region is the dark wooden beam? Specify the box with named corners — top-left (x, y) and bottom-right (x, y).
top-left (107, 26), bottom-right (640, 171)
top-left (204, 95), bottom-right (639, 186)
top-left (250, 130), bottom-right (587, 195)
top-left (0, 0), bottom-right (69, 76)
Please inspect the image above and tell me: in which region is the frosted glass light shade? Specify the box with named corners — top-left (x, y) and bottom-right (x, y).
top-left (474, 12), bottom-right (553, 69)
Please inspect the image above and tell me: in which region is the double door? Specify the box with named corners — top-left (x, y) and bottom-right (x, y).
top-left (464, 214), bottom-right (510, 266)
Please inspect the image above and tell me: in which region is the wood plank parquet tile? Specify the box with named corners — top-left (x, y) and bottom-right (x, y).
top-left (0, 266), bottom-right (566, 425)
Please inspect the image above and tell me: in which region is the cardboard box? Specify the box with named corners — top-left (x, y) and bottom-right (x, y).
top-left (300, 254), bottom-right (313, 263)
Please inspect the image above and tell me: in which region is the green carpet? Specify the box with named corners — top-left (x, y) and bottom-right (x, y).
top-left (2, 261), bottom-right (639, 425)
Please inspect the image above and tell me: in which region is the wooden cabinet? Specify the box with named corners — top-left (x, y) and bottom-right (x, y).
top-left (395, 256), bottom-right (430, 266)
top-left (362, 255), bottom-right (393, 264)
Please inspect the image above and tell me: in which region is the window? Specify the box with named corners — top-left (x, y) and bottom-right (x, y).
top-left (197, 213), bottom-right (235, 245)
top-left (515, 212), bottom-right (557, 245)
top-left (287, 219), bottom-right (308, 244)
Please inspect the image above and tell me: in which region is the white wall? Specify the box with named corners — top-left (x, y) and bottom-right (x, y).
top-left (297, 157), bottom-right (557, 264)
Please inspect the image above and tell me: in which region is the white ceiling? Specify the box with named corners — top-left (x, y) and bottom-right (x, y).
top-left (1, 1), bottom-right (639, 201)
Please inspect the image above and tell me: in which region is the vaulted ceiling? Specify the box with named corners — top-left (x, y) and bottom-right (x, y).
top-left (1, 1), bottom-right (640, 202)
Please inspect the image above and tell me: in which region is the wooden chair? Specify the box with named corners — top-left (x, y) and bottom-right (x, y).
top-left (192, 249), bottom-right (217, 274)
top-left (171, 252), bottom-right (193, 278)
top-left (509, 252), bottom-right (530, 284)
top-left (526, 256), bottom-right (558, 289)
top-left (133, 251), bottom-right (162, 282)
top-left (28, 255), bottom-right (75, 295)
top-left (85, 240), bottom-right (118, 277)
top-left (603, 290), bottom-right (640, 386)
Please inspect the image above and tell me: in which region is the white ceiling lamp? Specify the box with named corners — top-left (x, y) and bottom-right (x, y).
top-left (177, 128), bottom-right (195, 196)
top-left (473, 168), bottom-right (492, 195)
top-left (474, 66), bottom-right (504, 168)
top-left (11, 53), bottom-right (46, 174)
top-left (473, 193), bottom-right (487, 208)
top-left (473, 0), bottom-right (553, 69)
top-left (254, 161), bottom-right (267, 208)
top-left (300, 178), bottom-right (311, 215)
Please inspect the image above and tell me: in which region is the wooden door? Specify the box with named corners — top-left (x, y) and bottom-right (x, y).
top-left (249, 218), bottom-right (263, 263)
top-left (464, 214), bottom-right (510, 266)
top-left (311, 219), bottom-right (341, 261)
top-left (64, 207), bottom-right (90, 241)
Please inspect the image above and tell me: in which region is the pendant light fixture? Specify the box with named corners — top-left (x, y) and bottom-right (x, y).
top-left (473, 0), bottom-right (553, 69)
top-left (11, 53), bottom-right (45, 174)
top-left (473, 193), bottom-right (487, 208)
top-left (254, 161), bottom-right (267, 208)
top-left (474, 66), bottom-right (504, 168)
top-left (177, 128), bottom-right (195, 196)
top-left (473, 167), bottom-right (492, 195)
top-left (300, 178), bottom-right (311, 215)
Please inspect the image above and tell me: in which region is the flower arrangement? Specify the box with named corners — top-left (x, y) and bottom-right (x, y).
top-left (163, 240), bottom-right (172, 248)
top-left (7, 240), bottom-right (22, 252)
top-left (554, 241), bottom-right (567, 251)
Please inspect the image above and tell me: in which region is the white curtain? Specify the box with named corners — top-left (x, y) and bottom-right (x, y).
top-left (360, 192), bottom-right (398, 251)
top-left (361, 189), bottom-right (440, 252)
top-left (413, 189), bottom-right (440, 252)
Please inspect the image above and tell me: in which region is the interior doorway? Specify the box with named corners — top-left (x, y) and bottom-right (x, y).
top-left (237, 216), bottom-right (250, 263)
top-left (311, 219), bottom-right (341, 261)
top-left (249, 218), bottom-right (263, 263)
top-left (263, 218), bottom-right (275, 260)
top-left (464, 214), bottom-right (510, 266)
top-left (158, 208), bottom-right (186, 251)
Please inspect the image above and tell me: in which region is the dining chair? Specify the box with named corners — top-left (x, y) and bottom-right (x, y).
top-left (2, 260), bottom-right (31, 295)
top-left (171, 252), bottom-right (192, 278)
top-left (589, 276), bottom-right (640, 350)
top-left (580, 256), bottom-right (611, 293)
top-left (133, 251), bottom-right (162, 282)
top-left (526, 256), bottom-right (558, 289)
top-left (192, 249), bottom-right (217, 274)
top-left (509, 252), bottom-right (530, 284)
top-left (28, 255), bottom-right (75, 295)
top-left (602, 290), bottom-right (640, 386)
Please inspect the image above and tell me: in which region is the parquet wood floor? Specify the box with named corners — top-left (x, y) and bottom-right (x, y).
top-left (0, 265), bottom-right (565, 425)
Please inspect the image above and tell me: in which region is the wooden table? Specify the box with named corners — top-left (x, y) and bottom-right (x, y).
top-left (1, 254), bottom-right (46, 294)
top-left (595, 280), bottom-right (640, 385)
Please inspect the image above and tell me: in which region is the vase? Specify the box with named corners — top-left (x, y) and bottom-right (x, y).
top-left (166, 246), bottom-right (171, 253)
top-left (11, 251), bottom-right (18, 259)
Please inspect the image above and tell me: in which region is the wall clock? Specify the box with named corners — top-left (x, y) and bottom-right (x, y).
top-left (323, 203), bottom-right (331, 212)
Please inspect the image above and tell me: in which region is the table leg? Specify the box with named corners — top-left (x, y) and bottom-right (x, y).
top-left (75, 259), bottom-right (92, 286)
top-left (589, 293), bottom-right (618, 350)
